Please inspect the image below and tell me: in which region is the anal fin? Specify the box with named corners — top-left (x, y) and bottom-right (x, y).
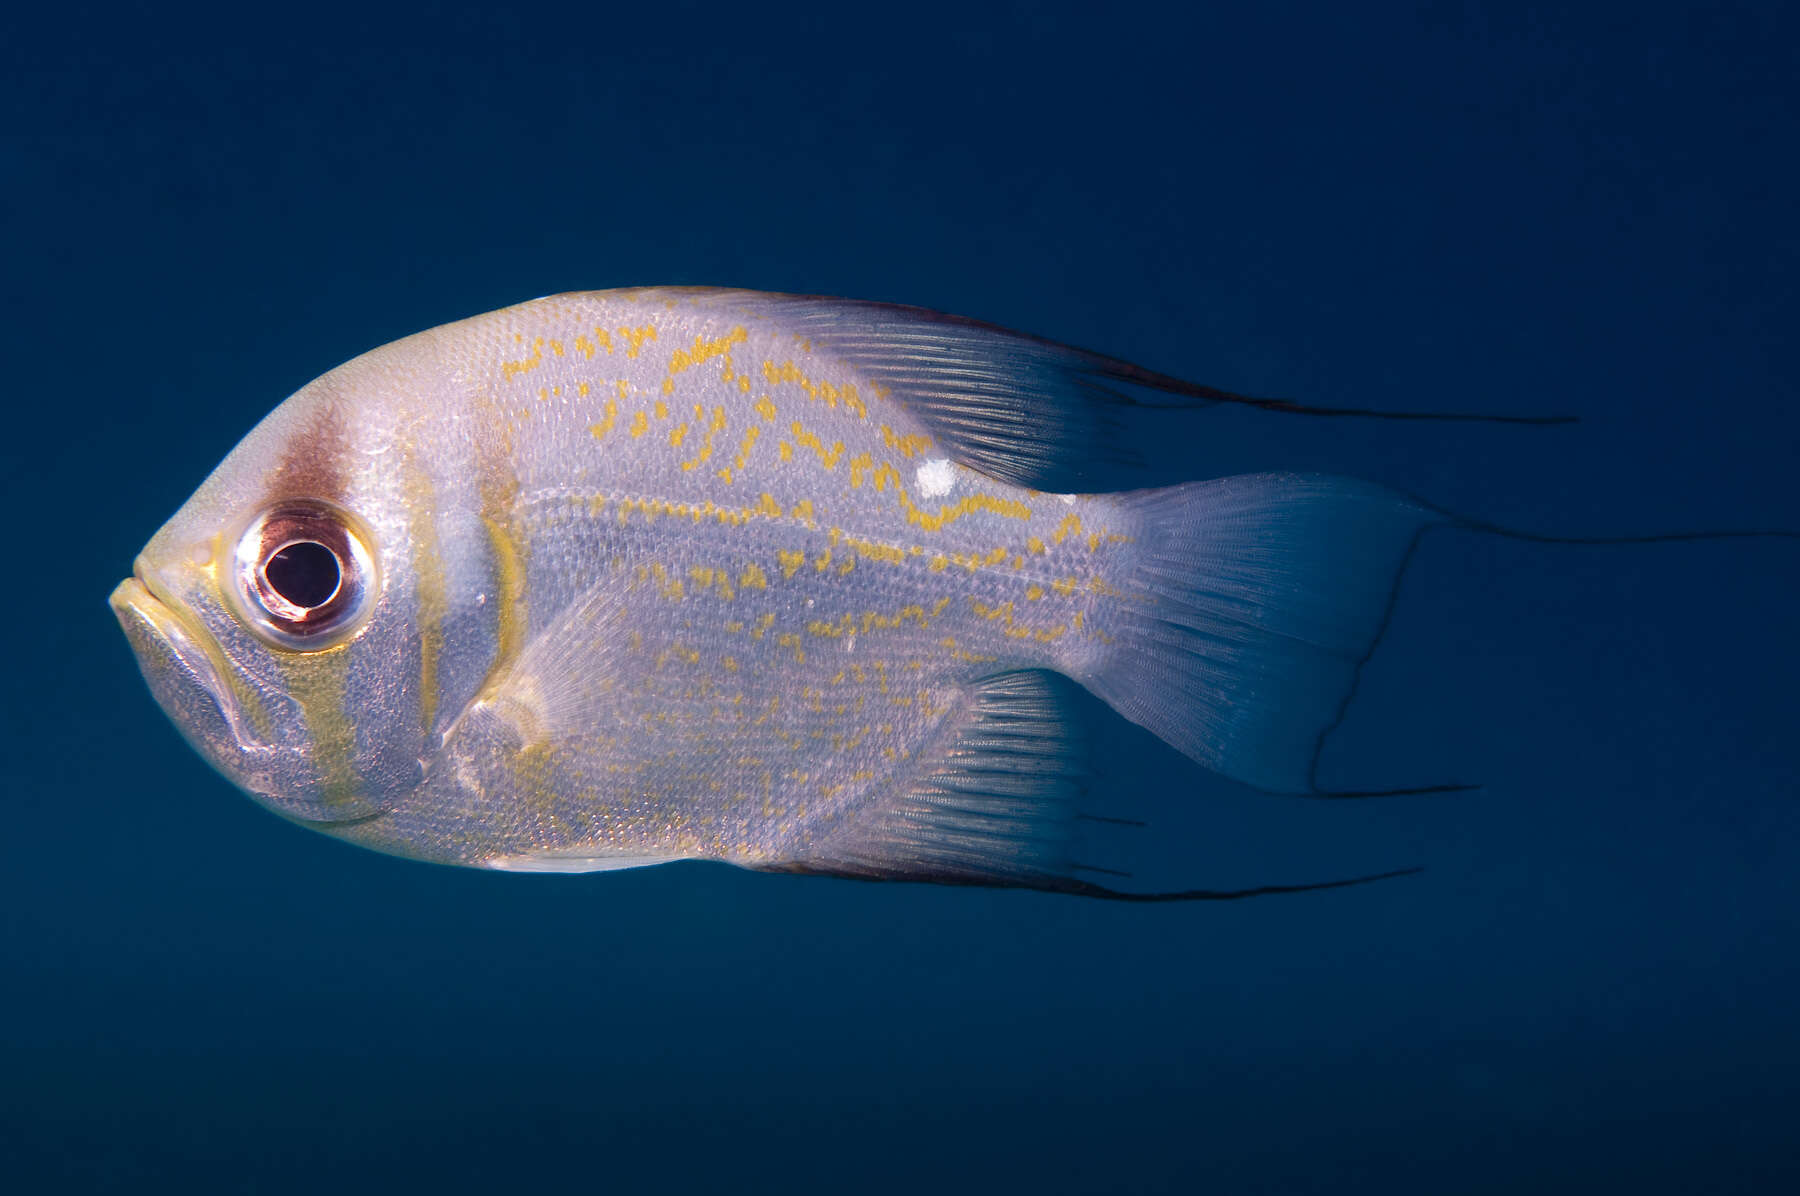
top-left (761, 671), bottom-right (1413, 902)
top-left (770, 671), bottom-right (1089, 890)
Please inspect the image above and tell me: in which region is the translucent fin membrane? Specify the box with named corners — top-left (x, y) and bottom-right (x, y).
top-left (761, 671), bottom-right (1417, 901)
top-left (677, 289), bottom-right (1574, 493)
top-left (1090, 474), bottom-right (1443, 796)
top-left (1090, 472), bottom-right (1797, 797)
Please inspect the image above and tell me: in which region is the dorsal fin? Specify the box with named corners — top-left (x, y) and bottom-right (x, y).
top-left (661, 288), bottom-right (1574, 493)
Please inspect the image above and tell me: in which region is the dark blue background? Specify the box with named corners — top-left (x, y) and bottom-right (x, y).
top-left (6, 3), bottom-right (1796, 1191)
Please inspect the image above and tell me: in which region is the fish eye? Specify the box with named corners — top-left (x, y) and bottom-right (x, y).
top-left (230, 500), bottom-right (378, 650)
top-left (265, 541), bottom-right (341, 608)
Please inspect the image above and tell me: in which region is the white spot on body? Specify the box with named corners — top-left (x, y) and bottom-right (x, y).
top-left (916, 458), bottom-right (955, 498)
top-left (1058, 493), bottom-right (1077, 505)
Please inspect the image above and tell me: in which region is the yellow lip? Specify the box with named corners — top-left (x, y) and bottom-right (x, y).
top-left (111, 561), bottom-right (267, 744)
top-left (111, 570), bottom-right (225, 696)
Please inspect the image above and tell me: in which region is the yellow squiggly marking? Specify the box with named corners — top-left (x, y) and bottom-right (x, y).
top-left (941, 636), bottom-right (997, 664)
top-left (1050, 512), bottom-right (1084, 545)
top-left (667, 326), bottom-right (747, 376)
top-left (880, 426), bottom-right (933, 457)
top-left (897, 490), bottom-right (1033, 532)
top-left (790, 422), bottom-right (846, 469)
top-left (932, 546), bottom-right (1012, 572)
top-left (652, 642), bottom-right (701, 668)
top-left (731, 424), bottom-right (761, 471)
top-left (1011, 623), bottom-right (1068, 643)
top-left (847, 453), bottom-right (906, 492)
top-left (615, 494), bottom-right (779, 529)
top-left (644, 562), bottom-right (685, 602)
top-left (966, 593), bottom-right (1073, 644)
top-left (762, 360), bottom-right (868, 417)
top-left (575, 328), bottom-right (615, 359)
top-left (808, 604), bottom-right (942, 640)
top-left (688, 565), bottom-right (735, 601)
top-left (618, 324), bottom-right (658, 359)
top-left (971, 598), bottom-right (1015, 625)
top-left (501, 337), bottom-right (545, 380)
top-left (824, 529), bottom-right (907, 565)
top-left (588, 397), bottom-right (619, 441)
top-left (680, 405), bottom-right (728, 472)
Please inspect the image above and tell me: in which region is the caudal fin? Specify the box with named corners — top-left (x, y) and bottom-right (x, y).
top-left (1086, 473), bottom-right (1444, 795)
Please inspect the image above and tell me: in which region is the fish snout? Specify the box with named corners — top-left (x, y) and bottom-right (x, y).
top-left (110, 563), bottom-right (256, 764)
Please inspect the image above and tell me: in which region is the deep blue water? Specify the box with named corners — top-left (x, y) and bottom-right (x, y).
top-left (6, 4), bottom-right (1797, 1192)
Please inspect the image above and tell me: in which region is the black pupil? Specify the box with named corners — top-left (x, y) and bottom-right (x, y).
top-left (265, 541), bottom-right (341, 610)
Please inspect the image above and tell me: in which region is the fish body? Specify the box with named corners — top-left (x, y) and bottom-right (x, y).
top-left (112, 289), bottom-right (1445, 896)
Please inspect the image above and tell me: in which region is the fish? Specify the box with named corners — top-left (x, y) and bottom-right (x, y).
top-left (108, 288), bottom-right (1791, 900)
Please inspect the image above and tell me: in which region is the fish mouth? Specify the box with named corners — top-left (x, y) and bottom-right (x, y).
top-left (111, 558), bottom-right (263, 751)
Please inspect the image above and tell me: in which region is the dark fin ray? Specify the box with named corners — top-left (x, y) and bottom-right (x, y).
top-left (670, 289), bottom-right (1574, 492)
top-left (1303, 783), bottom-right (1484, 800)
top-left (1070, 861), bottom-right (1134, 879)
top-left (1222, 397), bottom-right (1575, 425)
top-left (1040, 866), bottom-right (1424, 903)
top-left (1432, 513), bottom-right (1800, 547)
top-left (1294, 501), bottom-right (1800, 795)
top-left (780, 864), bottom-right (1426, 902)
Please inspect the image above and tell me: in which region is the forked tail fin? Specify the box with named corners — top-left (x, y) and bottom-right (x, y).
top-left (1085, 473), bottom-right (1441, 795)
top-left (1086, 472), bottom-right (1798, 796)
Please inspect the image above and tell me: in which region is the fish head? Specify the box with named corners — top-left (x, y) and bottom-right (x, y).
top-left (110, 337), bottom-right (456, 830)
